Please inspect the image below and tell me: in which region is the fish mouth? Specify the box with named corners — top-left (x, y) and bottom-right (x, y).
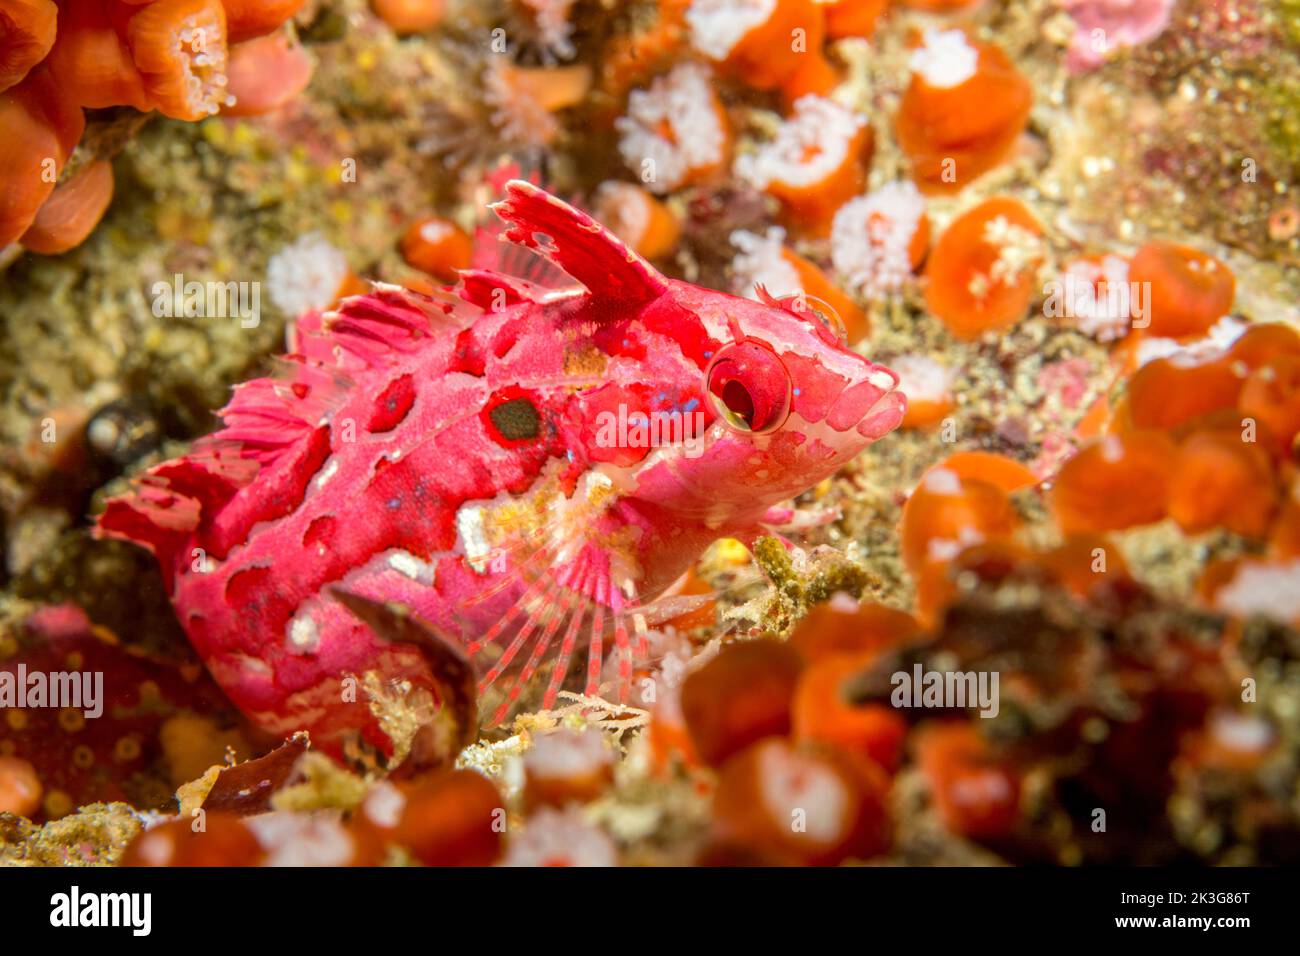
top-left (824, 364), bottom-right (908, 440)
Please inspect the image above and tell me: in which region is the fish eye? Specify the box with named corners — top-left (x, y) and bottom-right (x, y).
top-left (705, 341), bottom-right (792, 435)
top-left (776, 293), bottom-right (848, 345)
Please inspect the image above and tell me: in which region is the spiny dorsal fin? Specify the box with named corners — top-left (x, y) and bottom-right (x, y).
top-left (490, 180), bottom-right (669, 312)
top-left (318, 282), bottom-right (477, 371)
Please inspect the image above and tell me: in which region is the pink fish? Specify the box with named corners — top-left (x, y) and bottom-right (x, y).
top-left (97, 182), bottom-right (906, 765)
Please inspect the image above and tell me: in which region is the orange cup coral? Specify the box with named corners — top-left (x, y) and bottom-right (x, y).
top-left (19, 157), bottom-right (115, 255)
top-left (896, 29), bottom-right (1031, 195)
top-left (735, 95), bottom-right (873, 237)
top-left (889, 354), bottom-right (954, 429)
top-left (924, 197), bottom-right (1043, 340)
top-left (711, 738), bottom-right (891, 865)
top-left (221, 31), bottom-right (312, 117)
top-left (592, 181), bottom-right (682, 260)
top-left (223, 0), bottom-right (305, 42)
top-left (680, 639), bottom-right (802, 768)
top-left (1048, 431), bottom-right (1177, 535)
top-left (1167, 429), bottom-right (1277, 538)
top-left (1128, 240), bottom-right (1235, 339)
top-left (0, 0), bottom-right (57, 93)
top-left (686, 0), bottom-right (829, 94)
top-left (830, 180), bottom-right (930, 299)
top-left (0, 64), bottom-right (85, 247)
top-left (370, 0), bottom-right (444, 35)
top-left (818, 0), bottom-right (888, 39)
top-left (400, 215), bottom-right (474, 282)
top-left (916, 722), bottom-right (1021, 841)
top-left (792, 656), bottom-right (909, 773)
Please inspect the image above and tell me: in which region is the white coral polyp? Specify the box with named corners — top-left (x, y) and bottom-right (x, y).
top-left (520, 0), bottom-right (578, 60)
top-left (686, 0), bottom-right (776, 59)
top-left (524, 728), bottom-right (613, 779)
top-left (735, 96), bottom-right (867, 190)
top-left (1134, 315), bottom-right (1246, 367)
top-left (909, 28), bottom-right (979, 88)
top-left (888, 354), bottom-right (954, 405)
top-left (616, 63), bottom-right (726, 194)
top-left (831, 181), bottom-right (926, 297)
top-left (485, 62), bottom-right (559, 147)
top-left (1060, 255), bottom-right (1132, 341)
top-left (500, 806), bottom-right (619, 867)
top-left (1215, 560), bottom-right (1300, 624)
top-left (757, 743), bottom-right (849, 844)
top-left (730, 228), bottom-right (801, 300)
top-left (266, 233), bottom-right (349, 318)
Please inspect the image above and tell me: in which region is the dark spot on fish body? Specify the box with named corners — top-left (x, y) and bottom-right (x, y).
top-left (450, 328), bottom-right (487, 377)
top-left (225, 565), bottom-right (273, 607)
top-left (302, 514), bottom-right (337, 551)
top-left (488, 397), bottom-right (540, 442)
top-left (491, 318), bottom-right (526, 358)
top-left (367, 373), bottom-right (416, 432)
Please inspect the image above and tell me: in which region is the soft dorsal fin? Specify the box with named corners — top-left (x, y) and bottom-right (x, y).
top-left (490, 180), bottom-right (669, 312)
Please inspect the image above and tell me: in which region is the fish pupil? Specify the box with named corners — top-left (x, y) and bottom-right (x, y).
top-left (721, 379), bottom-right (755, 427)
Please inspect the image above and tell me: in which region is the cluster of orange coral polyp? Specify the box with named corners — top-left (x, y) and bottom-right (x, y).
top-left (1129, 241), bottom-right (1235, 339)
top-left (1118, 321), bottom-right (1299, 438)
top-left (788, 600), bottom-right (920, 771)
top-left (0, 0), bottom-right (57, 92)
top-left (1072, 322), bottom-right (1300, 551)
top-left (0, 64), bottom-right (85, 247)
top-left (355, 771), bottom-right (503, 866)
top-left (924, 197), bottom-right (1042, 340)
top-left (1144, 323), bottom-right (1300, 443)
top-left (896, 40), bottom-right (1030, 195)
top-left (3, 0), bottom-right (308, 254)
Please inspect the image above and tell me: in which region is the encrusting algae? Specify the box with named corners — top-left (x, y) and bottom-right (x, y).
top-left (2, 0), bottom-right (1300, 870)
